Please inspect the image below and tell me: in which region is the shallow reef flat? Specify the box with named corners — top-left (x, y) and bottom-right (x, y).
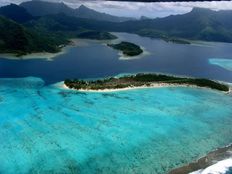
top-left (0, 77), bottom-right (232, 174)
top-left (209, 58), bottom-right (232, 72)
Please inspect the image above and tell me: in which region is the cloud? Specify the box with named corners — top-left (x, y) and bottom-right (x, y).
top-left (1, 0), bottom-right (232, 18)
top-left (82, 1), bottom-right (232, 18)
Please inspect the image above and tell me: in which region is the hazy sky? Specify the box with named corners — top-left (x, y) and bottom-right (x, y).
top-left (1, 0), bottom-right (232, 18)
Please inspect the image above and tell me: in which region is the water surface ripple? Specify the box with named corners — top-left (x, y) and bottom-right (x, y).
top-left (0, 77), bottom-right (232, 174)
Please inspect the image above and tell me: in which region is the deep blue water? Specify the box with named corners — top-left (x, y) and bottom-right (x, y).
top-left (0, 33), bottom-right (232, 174)
top-left (0, 33), bottom-right (232, 84)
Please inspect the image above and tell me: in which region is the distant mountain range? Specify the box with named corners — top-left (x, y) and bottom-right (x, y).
top-left (129, 7), bottom-right (232, 42)
top-left (20, 0), bottom-right (135, 22)
top-left (1, 0), bottom-right (232, 55)
top-left (26, 6), bottom-right (232, 42)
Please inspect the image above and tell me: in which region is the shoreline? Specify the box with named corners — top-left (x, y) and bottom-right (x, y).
top-left (61, 83), bottom-right (195, 92)
top-left (61, 82), bottom-right (231, 94)
top-left (0, 39), bottom-right (83, 61)
top-left (169, 144), bottom-right (232, 174)
top-left (0, 46), bottom-right (69, 61)
top-left (63, 73), bottom-right (231, 93)
top-left (118, 46), bottom-right (150, 60)
top-left (105, 35), bottom-right (149, 60)
top-left (60, 80), bottom-right (232, 173)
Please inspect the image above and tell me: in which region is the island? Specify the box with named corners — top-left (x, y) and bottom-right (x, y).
top-left (136, 29), bottom-right (191, 45)
top-left (107, 42), bottom-right (143, 56)
top-left (0, 14), bottom-right (117, 57)
top-left (76, 31), bottom-right (117, 40)
top-left (2, 3), bottom-right (232, 58)
top-left (64, 73), bottom-right (230, 92)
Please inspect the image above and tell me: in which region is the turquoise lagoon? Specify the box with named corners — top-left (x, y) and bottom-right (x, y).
top-left (0, 77), bottom-right (232, 174)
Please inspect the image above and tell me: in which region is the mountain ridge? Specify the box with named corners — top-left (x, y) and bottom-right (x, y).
top-left (1, 3), bottom-right (232, 56)
top-left (20, 0), bottom-right (135, 22)
top-left (27, 7), bottom-right (232, 42)
top-left (0, 15), bottom-right (69, 56)
top-left (0, 3), bottom-right (34, 23)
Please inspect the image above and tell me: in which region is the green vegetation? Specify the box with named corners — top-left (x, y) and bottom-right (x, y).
top-left (0, 14), bottom-right (115, 56)
top-left (136, 29), bottom-right (191, 44)
top-left (107, 42), bottom-right (143, 56)
top-left (1, 3), bottom-right (232, 55)
top-left (132, 8), bottom-right (232, 43)
top-left (24, 6), bottom-right (232, 45)
top-left (0, 4), bottom-right (33, 23)
top-left (168, 38), bottom-right (191, 44)
top-left (0, 16), bottom-right (69, 56)
top-left (135, 29), bottom-right (168, 40)
top-left (76, 31), bottom-right (117, 40)
top-left (64, 73), bottom-right (230, 92)
top-left (20, 1), bottom-right (134, 22)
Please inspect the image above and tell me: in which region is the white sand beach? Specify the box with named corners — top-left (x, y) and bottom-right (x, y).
top-left (58, 80), bottom-right (232, 94)
top-left (0, 39), bottom-right (86, 61)
top-left (60, 82), bottom-right (202, 93)
top-left (118, 46), bottom-right (150, 60)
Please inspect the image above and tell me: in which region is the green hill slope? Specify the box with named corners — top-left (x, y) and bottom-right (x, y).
top-left (0, 16), bottom-right (68, 56)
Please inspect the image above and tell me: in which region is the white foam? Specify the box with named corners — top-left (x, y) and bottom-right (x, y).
top-left (190, 158), bottom-right (232, 174)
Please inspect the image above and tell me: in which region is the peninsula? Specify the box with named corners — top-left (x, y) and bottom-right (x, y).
top-left (136, 29), bottom-right (191, 44)
top-left (107, 42), bottom-right (143, 56)
top-left (77, 31), bottom-right (117, 40)
top-left (64, 73), bottom-right (230, 92)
